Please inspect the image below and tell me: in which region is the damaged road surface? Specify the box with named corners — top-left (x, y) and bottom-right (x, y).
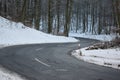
top-left (0, 38), bottom-right (120, 80)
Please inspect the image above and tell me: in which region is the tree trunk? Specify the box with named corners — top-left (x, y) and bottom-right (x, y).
top-left (48, 0), bottom-right (53, 33)
top-left (21, 0), bottom-right (28, 23)
top-left (34, 0), bottom-right (41, 30)
top-left (64, 0), bottom-right (73, 36)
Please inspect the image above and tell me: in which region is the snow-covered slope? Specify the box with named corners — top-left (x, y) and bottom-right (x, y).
top-left (72, 48), bottom-right (120, 69)
top-left (0, 16), bottom-right (78, 46)
top-left (69, 33), bottom-right (116, 41)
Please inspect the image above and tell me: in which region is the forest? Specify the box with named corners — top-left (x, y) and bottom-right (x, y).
top-left (0, 0), bottom-right (120, 36)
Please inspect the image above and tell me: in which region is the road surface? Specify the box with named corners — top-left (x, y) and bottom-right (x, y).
top-left (0, 38), bottom-right (120, 80)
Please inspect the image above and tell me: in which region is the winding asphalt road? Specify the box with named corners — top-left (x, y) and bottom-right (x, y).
top-left (0, 38), bottom-right (120, 80)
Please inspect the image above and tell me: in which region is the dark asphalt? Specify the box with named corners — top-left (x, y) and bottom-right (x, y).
top-left (0, 38), bottom-right (120, 80)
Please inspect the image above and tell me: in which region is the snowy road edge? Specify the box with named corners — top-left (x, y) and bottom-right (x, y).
top-left (71, 48), bottom-right (120, 70)
top-left (0, 65), bottom-right (27, 80)
top-left (0, 45), bottom-right (27, 80)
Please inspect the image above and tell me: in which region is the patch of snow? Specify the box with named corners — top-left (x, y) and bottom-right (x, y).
top-left (0, 66), bottom-right (26, 80)
top-left (72, 48), bottom-right (120, 69)
top-left (0, 16), bottom-right (78, 80)
top-left (0, 45), bottom-right (5, 49)
top-left (69, 33), bottom-right (116, 41)
top-left (0, 16), bottom-right (78, 46)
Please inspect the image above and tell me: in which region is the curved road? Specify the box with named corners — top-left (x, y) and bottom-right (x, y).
top-left (0, 38), bottom-right (120, 80)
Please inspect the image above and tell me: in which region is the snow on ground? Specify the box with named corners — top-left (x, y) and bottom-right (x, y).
top-left (0, 16), bottom-right (119, 80)
top-left (0, 45), bottom-right (26, 80)
top-left (0, 16), bottom-right (78, 46)
top-left (69, 32), bottom-right (116, 41)
top-left (70, 31), bottom-right (120, 69)
top-left (0, 45), bottom-right (5, 49)
top-left (72, 47), bottom-right (120, 69)
top-left (0, 66), bottom-right (26, 80)
top-left (0, 16), bottom-right (78, 80)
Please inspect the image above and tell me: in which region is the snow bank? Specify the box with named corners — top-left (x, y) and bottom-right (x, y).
top-left (0, 16), bottom-right (78, 46)
top-left (72, 48), bottom-right (120, 69)
top-left (0, 66), bottom-right (26, 80)
top-left (70, 29), bottom-right (120, 69)
top-left (69, 33), bottom-right (116, 41)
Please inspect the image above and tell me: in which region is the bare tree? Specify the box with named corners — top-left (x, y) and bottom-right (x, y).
top-left (64, 0), bottom-right (73, 36)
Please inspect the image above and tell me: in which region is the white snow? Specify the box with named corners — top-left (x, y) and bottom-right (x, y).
top-left (0, 16), bottom-right (79, 80)
top-left (0, 16), bottom-right (78, 46)
top-left (69, 33), bottom-right (116, 41)
top-left (72, 48), bottom-right (120, 69)
top-left (0, 15), bottom-right (119, 80)
top-left (0, 66), bottom-right (26, 80)
top-left (70, 29), bottom-right (120, 69)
